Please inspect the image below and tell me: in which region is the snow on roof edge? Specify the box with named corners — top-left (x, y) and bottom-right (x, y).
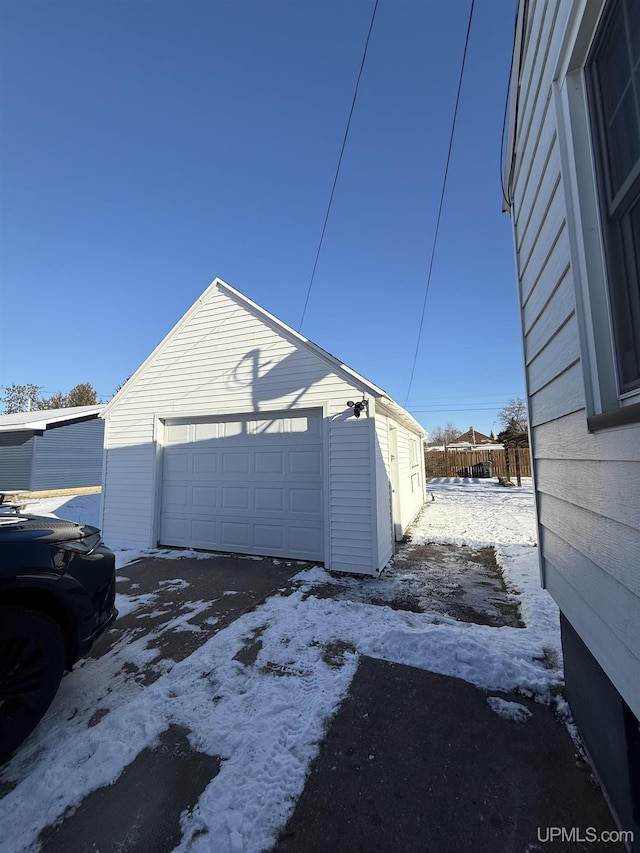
top-left (0, 405), bottom-right (103, 432)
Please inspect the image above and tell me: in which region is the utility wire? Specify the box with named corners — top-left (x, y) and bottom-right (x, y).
top-left (298, 0), bottom-right (379, 331)
top-left (403, 0), bottom-right (475, 406)
top-left (500, 1), bottom-right (523, 207)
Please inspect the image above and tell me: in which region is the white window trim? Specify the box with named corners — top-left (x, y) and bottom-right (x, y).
top-left (552, 0), bottom-right (640, 429)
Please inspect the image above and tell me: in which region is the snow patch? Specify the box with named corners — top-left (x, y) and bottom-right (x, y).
top-left (487, 697), bottom-right (533, 723)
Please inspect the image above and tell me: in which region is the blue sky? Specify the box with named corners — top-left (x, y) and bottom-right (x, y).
top-left (0, 0), bottom-right (521, 437)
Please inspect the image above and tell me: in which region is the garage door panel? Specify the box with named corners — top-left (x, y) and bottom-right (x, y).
top-left (193, 453), bottom-right (218, 475)
top-left (164, 453), bottom-right (190, 475)
top-left (160, 410), bottom-right (324, 560)
top-left (161, 516), bottom-right (189, 545)
top-left (221, 521), bottom-right (251, 549)
top-left (254, 524), bottom-right (284, 550)
top-left (222, 486), bottom-right (250, 510)
top-left (289, 450), bottom-right (322, 476)
top-left (255, 452), bottom-right (285, 475)
top-left (255, 487), bottom-right (285, 511)
top-left (290, 487), bottom-right (322, 514)
top-left (163, 484), bottom-right (189, 509)
top-left (222, 453), bottom-right (251, 475)
top-left (290, 525), bottom-right (323, 556)
top-left (253, 417), bottom-right (286, 434)
top-left (166, 424), bottom-right (190, 444)
top-left (191, 519), bottom-right (218, 548)
top-left (221, 421), bottom-right (243, 438)
top-left (192, 486), bottom-right (217, 509)
top-left (194, 422), bottom-right (219, 441)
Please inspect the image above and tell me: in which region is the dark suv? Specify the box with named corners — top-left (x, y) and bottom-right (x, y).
top-left (0, 512), bottom-right (117, 761)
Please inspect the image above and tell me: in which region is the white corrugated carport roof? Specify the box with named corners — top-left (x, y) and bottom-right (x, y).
top-left (0, 405), bottom-right (104, 432)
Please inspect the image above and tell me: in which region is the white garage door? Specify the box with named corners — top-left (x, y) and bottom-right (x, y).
top-left (159, 410), bottom-right (324, 560)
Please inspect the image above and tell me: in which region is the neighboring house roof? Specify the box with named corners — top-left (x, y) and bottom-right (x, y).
top-left (102, 278), bottom-right (425, 436)
top-left (0, 405), bottom-right (104, 433)
top-left (449, 427), bottom-right (494, 446)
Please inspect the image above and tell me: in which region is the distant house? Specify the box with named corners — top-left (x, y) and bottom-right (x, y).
top-left (100, 278), bottom-right (426, 575)
top-left (505, 0), bottom-right (640, 843)
top-left (426, 427), bottom-right (502, 452)
top-left (0, 406), bottom-right (104, 491)
top-left (445, 427), bottom-right (501, 450)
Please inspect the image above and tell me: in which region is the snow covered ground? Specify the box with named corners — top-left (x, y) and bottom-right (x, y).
top-left (0, 478), bottom-right (563, 853)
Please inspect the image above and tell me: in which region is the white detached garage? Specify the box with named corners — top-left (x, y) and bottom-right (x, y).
top-left (100, 279), bottom-right (425, 575)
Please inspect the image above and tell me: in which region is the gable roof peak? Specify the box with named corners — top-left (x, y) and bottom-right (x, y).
top-left (101, 277), bottom-right (423, 434)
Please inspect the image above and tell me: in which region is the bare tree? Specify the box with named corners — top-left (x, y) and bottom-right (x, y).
top-left (2, 383), bottom-right (42, 414)
top-left (497, 397), bottom-right (528, 433)
top-left (443, 422), bottom-right (462, 445)
top-left (3, 382), bottom-right (101, 413)
top-left (428, 423), bottom-right (461, 445)
top-left (36, 391), bottom-right (67, 410)
top-left (429, 424), bottom-right (446, 444)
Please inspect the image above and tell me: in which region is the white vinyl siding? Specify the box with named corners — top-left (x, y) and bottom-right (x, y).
top-left (374, 416), bottom-right (393, 569)
top-left (383, 412), bottom-right (425, 536)
top-left (328, 417), bottom-right (374, 573)
top-left (101, 417), bottom-right (158, 548)
top-left (508, 0), bottom-right (640, 719)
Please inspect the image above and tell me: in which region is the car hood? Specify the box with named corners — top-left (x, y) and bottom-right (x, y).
top-left (0, 514), bottom-right (99, 543)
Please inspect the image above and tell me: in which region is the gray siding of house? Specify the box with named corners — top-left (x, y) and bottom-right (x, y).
top-left (0, 431), bottom-right (35, 490)
top-left (31, 419), bottom-right (105, 490)
top-left (510, 0), bottom-right (640, 719)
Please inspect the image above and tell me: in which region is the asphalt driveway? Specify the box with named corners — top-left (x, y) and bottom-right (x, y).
top-left (97, 554), bottom-right (308, 675)
top-left (1, 553), bottom-right (307, 853)
top-left (0, 549), bottom-right (626, 853)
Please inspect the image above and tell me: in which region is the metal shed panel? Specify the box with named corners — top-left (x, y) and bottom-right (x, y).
top-left (0, 430), bottom-right (35, 490)
top-left (31, 419), bottom-right (105, 490)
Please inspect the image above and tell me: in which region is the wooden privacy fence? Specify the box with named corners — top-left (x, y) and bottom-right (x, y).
top-left (424, 448), bottom-right (532, 479)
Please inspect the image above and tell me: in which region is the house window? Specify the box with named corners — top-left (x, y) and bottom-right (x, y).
top-left (586, 0), bottom-right (640, 396)
top-left (409, 437), bottom-right (419, 468)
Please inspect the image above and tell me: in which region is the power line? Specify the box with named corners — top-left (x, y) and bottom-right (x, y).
top-left (403, 0), bottom-right (475, 406)
top-left (409, 405), bottom-right (507, 413)
top-left (298, 0), bottom-right (379, 331)
top-left (500, 1), bottom-right (521, 207)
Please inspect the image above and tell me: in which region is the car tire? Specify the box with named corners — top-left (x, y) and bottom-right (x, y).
top-left (0, 607), bottom-right (67, 763)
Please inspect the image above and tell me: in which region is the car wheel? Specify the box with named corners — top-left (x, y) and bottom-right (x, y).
top-left (0, 607), bottom-right (66, 763)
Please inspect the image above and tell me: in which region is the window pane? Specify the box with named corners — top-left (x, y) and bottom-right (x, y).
top-left (607, 88), bottom-right (640, 197)
top-left (611, 199), bottom-right (640, 391)
top-left (597, 2), bottom-right (629, 114)
top-left (628, 0), bottom-right (640, 64)
top-left (588, 0), bottom-right (640, 396)
top-left (593, 1), bottom-right (640, 199)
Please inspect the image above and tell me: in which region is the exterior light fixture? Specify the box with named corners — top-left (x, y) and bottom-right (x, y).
top-left (347, 400), bottom-right (368, 418)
